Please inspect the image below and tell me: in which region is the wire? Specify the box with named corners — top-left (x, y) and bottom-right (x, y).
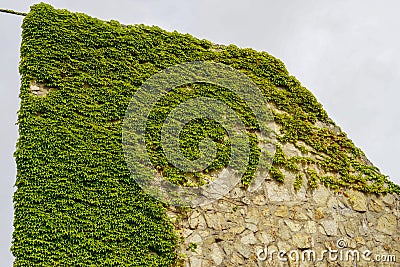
top-left (0, 8), bottom-right (27, 17)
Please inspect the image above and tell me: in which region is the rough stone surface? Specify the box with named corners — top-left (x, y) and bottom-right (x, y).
top-left (313, 186), bottom-right (330, 206)
top-left (282, 142), bottom-right (301, 158)
top-left (210, 243), bottom-right (223, 265)
top-left (345, 190), bottom-right (368, 212)
top-left (285, 220), bottom-right (302, 232)
top-left (376, 214), bottom-right (397, 235)
top-left (267, 182), bottom-right (291, 202)
top-left (304, 221), bottom-right (317, 234)
top-left (369, 198), bottom-right (384, 213)
top-left (171, 180), bottom-right (399, 266)
top-left (240, 232), bottom-right (257, 245)
top-left (275, 205), bottom-right (289, 218)
top-left (321, 220), bottom-right (338, 236)
top-left (29, 80), bottom-right (52, 96)
top-left (292, 233), bottom-right (313, 249)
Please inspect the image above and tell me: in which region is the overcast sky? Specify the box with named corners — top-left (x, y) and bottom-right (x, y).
top-left (1, 1), bottom-right (399, 265)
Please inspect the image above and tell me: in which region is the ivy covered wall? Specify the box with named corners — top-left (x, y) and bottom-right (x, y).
top-left (13, 3), bottom-right (399, 266)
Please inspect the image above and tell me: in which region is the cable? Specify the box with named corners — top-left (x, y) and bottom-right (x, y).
top-left (0, 8), bottom-right (27, 17)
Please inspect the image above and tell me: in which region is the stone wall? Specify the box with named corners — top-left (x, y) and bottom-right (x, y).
top-left (169, 176), bottom-right (400, 266)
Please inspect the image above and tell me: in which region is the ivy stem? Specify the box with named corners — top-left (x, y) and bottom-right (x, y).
top-left (0, 8), bottom-right (27, 17)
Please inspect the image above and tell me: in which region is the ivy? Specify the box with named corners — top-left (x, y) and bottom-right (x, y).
top-left (269, 166), bottom-right (285, 183)
top-left (307, 169), bottom-right (319, 189)
top-left (294, 174), bottom-right (304, 191)
top-left (13, 3), bottom-right (399, 267)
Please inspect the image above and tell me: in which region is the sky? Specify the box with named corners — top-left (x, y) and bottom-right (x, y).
top-left (1, 0), bottom-right (399, 265)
